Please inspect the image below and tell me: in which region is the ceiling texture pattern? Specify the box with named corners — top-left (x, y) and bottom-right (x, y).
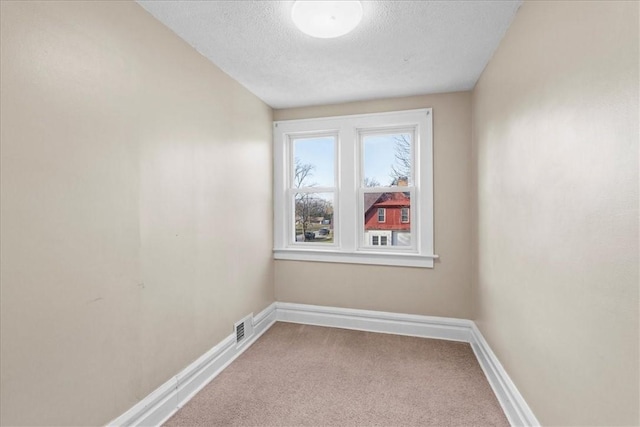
top-left (137, 1), bottom-right (522, 109)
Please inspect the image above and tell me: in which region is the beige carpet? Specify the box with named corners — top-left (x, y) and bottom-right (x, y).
top-left (164, 322), bottom-right (509, 426)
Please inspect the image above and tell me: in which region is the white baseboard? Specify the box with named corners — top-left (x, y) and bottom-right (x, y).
top-left (108, 302), bottom-right (277, 427)
top-left (275, 302), bottom-right (473, 342)
top-left (470, 323), bottom-right (540, 427)
top-left (275, 302), bottom-right (539, 427)
top-left (108, 301), bottom-right (538, 427)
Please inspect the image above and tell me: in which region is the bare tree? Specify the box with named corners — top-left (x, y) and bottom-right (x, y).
top-left (364, 177), bottom-right (380, 187)
top-left (294, 158), bottom-right (316, 188)
top-left (295, 194), bottom-right (314, 238)
top-left (293, 158), bottom-right (324, 239)
top-left (390, 134), bottom-right (411, 185)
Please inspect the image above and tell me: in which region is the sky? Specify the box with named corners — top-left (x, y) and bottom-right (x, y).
top-left (293, 133), bottom-right (412, 191)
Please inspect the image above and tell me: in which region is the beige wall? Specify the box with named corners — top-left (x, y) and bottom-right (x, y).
top-left (274, 92), bottom-right (474, 319)
top-left (3, 1), bottom-right (638, 426)
top-left (0, 1), bottom-right (274, 425)
top-left (472, 1), bottom-right (639, 426)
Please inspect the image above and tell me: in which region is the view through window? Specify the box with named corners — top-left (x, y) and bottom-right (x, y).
top-left (273, 109), bottom-right (435, 268)
top-left (292, 135), bottom-right (335, 244)
top-left (362, 132), bottom-right (414, 249)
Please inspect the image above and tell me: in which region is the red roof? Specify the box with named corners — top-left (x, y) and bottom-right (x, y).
top-left (372, 192), bottom-right (410, 207)
top-left (374, 199), bottom-right (410, 207)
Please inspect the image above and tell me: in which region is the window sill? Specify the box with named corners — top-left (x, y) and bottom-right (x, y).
top-left (273, 248), bottom-right (437, 268)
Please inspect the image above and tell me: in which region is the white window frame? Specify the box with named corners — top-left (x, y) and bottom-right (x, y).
top-left (273, 109), bottom-right (435, 268)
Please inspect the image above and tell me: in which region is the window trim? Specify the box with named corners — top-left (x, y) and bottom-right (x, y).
top-left (377, 208), bottom-right (386, 223)
top-left (273, 108), bottom-right (436, 268)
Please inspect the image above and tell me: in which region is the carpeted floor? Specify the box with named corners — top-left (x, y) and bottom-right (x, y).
top-left (164, 322), bottom-right (509, 426)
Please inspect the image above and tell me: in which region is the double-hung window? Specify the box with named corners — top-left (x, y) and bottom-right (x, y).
top-left (401, 208), bottom-right (410, 223)
top-left (273, 109), bottom-right (435, 268)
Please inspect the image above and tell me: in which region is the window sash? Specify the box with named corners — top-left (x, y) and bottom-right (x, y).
top-left (288, 190), bottom-right (336, 247)
top-left (358, 187), bottom-right (417, 252)
top-left (359, 128), bottom-right (416, 187)
top-left (288, 132), bottom-right (337, 189)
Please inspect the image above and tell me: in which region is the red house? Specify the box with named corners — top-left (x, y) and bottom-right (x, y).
top-left (363, 192), bottom-right (411, 247)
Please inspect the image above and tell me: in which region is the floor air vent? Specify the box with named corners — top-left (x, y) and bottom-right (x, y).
top-left (234, 314), bottom-right (254, 346)
top-left (236, 322), bottom-right (245, 343)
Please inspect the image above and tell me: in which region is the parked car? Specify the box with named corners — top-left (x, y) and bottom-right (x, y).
top-left (304, 231), bottom-right (315, 241)
top-left (318, 228), bottom-right (330, 236)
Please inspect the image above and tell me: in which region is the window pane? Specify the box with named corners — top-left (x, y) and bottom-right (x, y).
top-left (363, 191), bottom-right (411, 247)
top-left (363, 132), bottom-right (412, 187)
top-left (294, 192), bottom-right (334, 243)
top-left (293, 136), bottom-right (335, 188)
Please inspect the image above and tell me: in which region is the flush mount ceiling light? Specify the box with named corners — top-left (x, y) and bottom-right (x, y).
top-left (291, 1), bottom-right (363, 39)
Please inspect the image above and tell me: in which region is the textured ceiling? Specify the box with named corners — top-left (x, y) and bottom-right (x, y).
top-left (137, 1), bottom-right (522, 109)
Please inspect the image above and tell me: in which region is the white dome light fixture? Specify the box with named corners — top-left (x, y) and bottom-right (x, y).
top-left (291, 1), bottom-right (363, 39)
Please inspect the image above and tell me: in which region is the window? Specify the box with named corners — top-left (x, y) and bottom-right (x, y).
top-left (291, 135), bottom-right (335, 245)
top-left (377, 208), bottom-right (386, 223)
top-left (401, 208), bottom-right (409, 223)
top-left (369, 231), bottom-right (391, 246)
top-left (273, 109), bottom-right (435, 268)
